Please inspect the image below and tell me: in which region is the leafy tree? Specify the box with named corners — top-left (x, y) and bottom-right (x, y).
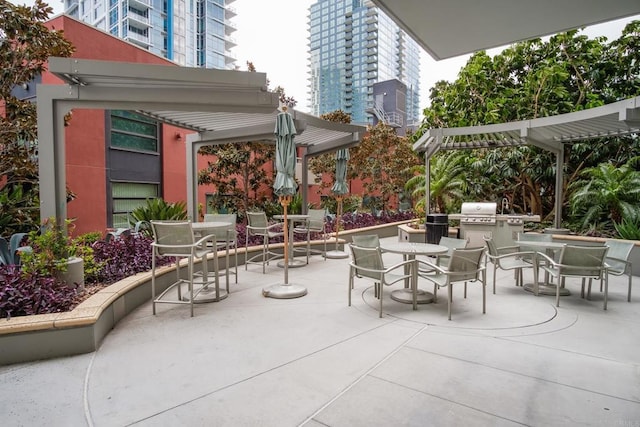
top-left (0, 0), bottom-right (75, 235)
top-left (404, 151), bottom-right (468, 215)
top-left (350, 122), bottom-right (420, 212)
top-left (198, 142), bottom-right (275, 218)
top-left (308, 110), bottom-right (353, 201)
top-left (414, 21), bottom-right (640, 223)
top-left (568, 160), bottom-right (640, 232)
top-left (197, 61), bottom-right (288, 220)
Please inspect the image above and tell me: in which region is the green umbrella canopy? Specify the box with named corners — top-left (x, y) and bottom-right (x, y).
top-left (331, 148), bottom-right (350, 195)
top-left (273, 111), bottom-right (298, 197)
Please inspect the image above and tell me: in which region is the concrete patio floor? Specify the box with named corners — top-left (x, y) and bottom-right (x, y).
top-left (1, 236), bottom-right (639, 426)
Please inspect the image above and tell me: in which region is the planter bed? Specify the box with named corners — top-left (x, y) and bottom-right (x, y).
top-left (0, 221), bottom-right (412, 365)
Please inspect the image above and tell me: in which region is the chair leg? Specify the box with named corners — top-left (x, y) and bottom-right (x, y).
top-left (379, 285), bottom-right (383, 318)
top-left (151, 253), bottom-right (157, 315)
top-left (492, 265), bottom-right (497, 294)
top-left (348, 268), bottom-right (353, 307)
top-left (447, 285), bottom-right (452, 320)
top-left (233, 244), bottom-right (238, 284)
top-left (188, 258), bottom-right (194, 317)
top-left (604, 274), bottom-right (609, 310)
top-left (482, 271), bottom-right (486, 314)
top-left (628, 273), bottom-right (632, 302)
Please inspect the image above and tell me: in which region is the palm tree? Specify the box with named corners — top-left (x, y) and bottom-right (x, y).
top-left (569, 160), bottom-right (640, 229)
top-left (405, 151), bottom-right (468, 214)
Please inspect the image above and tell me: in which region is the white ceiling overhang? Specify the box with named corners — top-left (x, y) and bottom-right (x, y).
top-left (371, 0), bottom-right (640, 60)
top-left (413, 96), bottom-right (640, 156)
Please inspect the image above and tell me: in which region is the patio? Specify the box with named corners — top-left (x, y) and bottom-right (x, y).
top-left (1, 235), bottom-right (639, 426)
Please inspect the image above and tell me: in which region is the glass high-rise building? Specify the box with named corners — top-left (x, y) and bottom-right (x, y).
top-left (308, 0), bottom-right (421, 127)
top-left (63, 0), bottom-right (237, 69)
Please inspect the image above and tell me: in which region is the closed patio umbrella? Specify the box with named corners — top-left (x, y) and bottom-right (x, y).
top-left (263, 107), bottom-right (307, 299)
top-left (326, 148), bottom-right (350, 259)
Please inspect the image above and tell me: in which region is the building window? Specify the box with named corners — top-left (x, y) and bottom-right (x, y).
top-left (111, 182), bottom-right (159, 228)
top-left (110, 110), bottom-right (158, 152)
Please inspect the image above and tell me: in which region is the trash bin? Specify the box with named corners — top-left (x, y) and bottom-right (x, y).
top-left (425, 214), bottom-right (449, 244)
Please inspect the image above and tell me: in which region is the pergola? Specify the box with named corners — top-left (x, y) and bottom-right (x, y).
top-left (38, 58), bottom-right (364, 223)
top-left (412, 96), bottom-right (640, 227)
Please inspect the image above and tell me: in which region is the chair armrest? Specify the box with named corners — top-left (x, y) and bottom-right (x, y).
top-left (348, 258), bottom-right (415, 276)
top-left (194, 233), bottom-right (217, 247)
top-left (605, 256), bottom-right (632, 266)
top-left (487, 250), bottom-right (536, 262)
top-left (495, 245), bottom-right (520, 254)
top-left (415, 259), bottom-right (447, 275)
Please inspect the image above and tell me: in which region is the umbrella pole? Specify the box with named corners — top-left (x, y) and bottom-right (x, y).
top-left (263, 194), bottom-right (307, 298)
top-left (335, 196), bottom-right (342, 251)
top-left (325, 195), bottom-right (349, 259)
top-left (280, 195), bottom-right (290, 284)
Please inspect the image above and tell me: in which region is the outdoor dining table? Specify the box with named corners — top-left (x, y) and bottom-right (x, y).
top-left (379, 241), bottom-right (448, 304)
top-left (515, 239), bottom-right (568, 296)
top-left (273, 214), bottom-right (309, 268)
top-left (191, 221), bottom-right (231, 302)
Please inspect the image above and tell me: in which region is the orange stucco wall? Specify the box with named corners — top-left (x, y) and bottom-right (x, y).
top-left (43, 16), bottom-right (187, 235)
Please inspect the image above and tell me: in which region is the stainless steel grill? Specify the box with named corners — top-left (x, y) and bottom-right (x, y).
top-left (451, 202), bottom-right (541, 248)
top-left (459, 202), bottom-right (497, 225)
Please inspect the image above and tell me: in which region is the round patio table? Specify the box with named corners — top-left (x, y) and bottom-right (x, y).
top-left (379, 241), bottom-right (448, 304)
top-left (189, 221), bottom-right (232, 302)
top-left (273, 214), bottom-right (309, 268)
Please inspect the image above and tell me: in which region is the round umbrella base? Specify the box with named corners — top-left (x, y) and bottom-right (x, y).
top-left (262, 283), bottom-right (308, 299)
top-left (390, 288), bottom-right (434, 304)
top-left (325, 250), bottom-right (349, 259)
top-left (277, 259), bottom-right (307, 268)
top-left (523, 282), bottom-right (571, 296)
top-left (181, 286), bottom-right (229, 303)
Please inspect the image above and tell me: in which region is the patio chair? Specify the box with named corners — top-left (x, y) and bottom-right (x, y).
top-left (602, 239), bottom-right (634, 302)
top-left (417, 235), bottom-right (467, 277)
top-left (434, 236), bottom-right (468, 267)
top-left (537, 245), bottom-right (609, 309)
top-left (245, 211), bottom-right (284, 273)
top-left (416, 247), bottom-right (486, 320)
top-left (150, 220), bottom-right (217, 317)
top-left (351, 234), bottom-right (380, 248)
top-left (348, 243), bottom-right (415, 318)
top-left (484, 236), bottom-right (537, 293)
top-left (203, 213), bottom-right (239, 289)
top-left (293, 208), bottom-right (328, 263)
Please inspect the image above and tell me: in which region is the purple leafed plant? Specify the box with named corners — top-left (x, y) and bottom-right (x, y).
top-left (0, 265), bottom-right (77, 320)
top-left (91, 234), bottom-right (172, 284)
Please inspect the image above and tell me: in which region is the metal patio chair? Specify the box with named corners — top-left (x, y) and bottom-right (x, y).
top-left (537, 245), bottom-right (609, 309)
top-left (245, 211), bottom-right (284, 273)
top-left (416, 247), bottom-right (486, 320)
top-left (293, 208), bottom-right (328, 262)
top-left (484, 236), bottom-right (537, 293)
top-left (602, 239), bottom-right (634, 302)
top-left (348, 243), bottom-right (415, 318)
top-left (150, 220), bottom-right (218, 317)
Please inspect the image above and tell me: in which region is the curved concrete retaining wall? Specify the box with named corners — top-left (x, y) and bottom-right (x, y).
top-left (0, 221), bottom-right (412, 366)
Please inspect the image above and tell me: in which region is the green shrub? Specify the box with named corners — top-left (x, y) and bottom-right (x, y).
top-left (129, 198), bottom-right (188, 237)
top-left (614, 217), bottom-right (640, 240)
